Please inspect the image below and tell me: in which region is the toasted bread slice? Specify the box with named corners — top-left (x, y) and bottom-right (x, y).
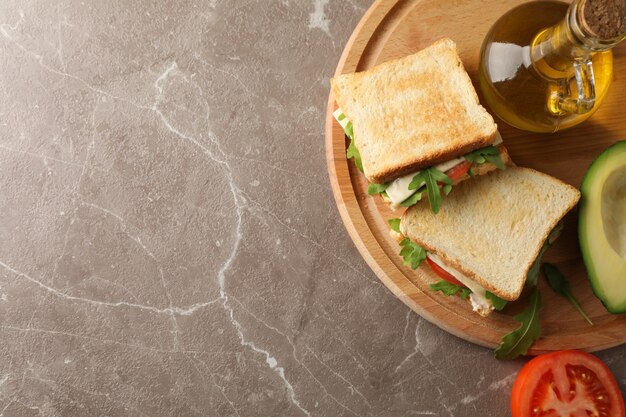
top-left (400, 167), bottom-right (580, 301)
top-left (331, 38), bottom-right (497, 184)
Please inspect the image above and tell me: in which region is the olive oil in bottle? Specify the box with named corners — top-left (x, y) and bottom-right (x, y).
top-left (479, 0), bottom-right (624, 133)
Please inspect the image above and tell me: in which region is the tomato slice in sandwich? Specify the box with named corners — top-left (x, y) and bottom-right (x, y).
top-left (426, 257), bottom-right (465, 287)
top-left (511, 350), bottom-right (625, 417)
top-left (446, 161), bottom-right (471, 181)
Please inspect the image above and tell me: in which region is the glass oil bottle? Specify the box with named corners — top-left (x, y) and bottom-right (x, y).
top-left (479, 0), bottom-right (626, 133)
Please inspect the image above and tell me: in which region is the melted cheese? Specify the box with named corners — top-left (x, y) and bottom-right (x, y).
top-left (385, 172), bottom-right (420, 204)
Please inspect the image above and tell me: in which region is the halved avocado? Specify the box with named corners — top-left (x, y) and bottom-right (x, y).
top-left (579, 141), bottom-right (626, 313)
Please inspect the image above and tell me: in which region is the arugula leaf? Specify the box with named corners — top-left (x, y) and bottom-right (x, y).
top-left (387, 218), bottom-right (401, 234)
top-left (494, 288), bottom-right (542, 360)
top-left (460, 287), bottom-right (472, 300)
top-left (408, 171), bottom-right (425, 191)
top-left (485, 291), bottom-right (508, 311)
top-left (399, 191), bottom-right (423, 207)
top-left (399, 238), bottom-right (427, 269)
top-left (429, 280), bottom-right (471, 299)
top-left (368, 182), bottom-right (388, 195)
top-left (344, 121), bottom-right (363, 173)
top-left (428, 167), bottom-right (453, 185)
top-left (543, 263), bottom-right (593, 325)
top-left (424, 168), bottom-right (452, 214)
top-left (464, 146), bottom-right (506, 170)
top-left (485, 153), bottom-right (507, 170)
top-left (409, 168), bottom-right (452, 214)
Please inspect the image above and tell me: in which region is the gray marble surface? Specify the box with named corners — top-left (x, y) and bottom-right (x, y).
top-left (0, 1), bottom-right (624, 416)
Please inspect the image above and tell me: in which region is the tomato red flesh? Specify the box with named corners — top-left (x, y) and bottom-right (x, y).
top-left (426, 257), bottom-right (465, 287)
top-left (511, 350), bottom-right (624, 417)
top-left (446, 161), bottom-right (471, 181)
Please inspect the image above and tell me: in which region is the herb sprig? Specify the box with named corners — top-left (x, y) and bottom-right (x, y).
top-left (464, 146), bottom-right (506, 170)
top-left (408, 168), bottom-right (453, 214)
top-left (494, 288), bottom-right (542, 360)
top-left (543, 263), bottom-right (593, 325)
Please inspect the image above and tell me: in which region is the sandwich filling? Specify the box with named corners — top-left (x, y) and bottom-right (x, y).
top-left (427, 253), bottom-right (495, 316)
top-left (334, 108), bottom-right (505, 211)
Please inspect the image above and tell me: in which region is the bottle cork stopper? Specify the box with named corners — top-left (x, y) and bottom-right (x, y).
top-left (580, 0), bottom-right (626, 40)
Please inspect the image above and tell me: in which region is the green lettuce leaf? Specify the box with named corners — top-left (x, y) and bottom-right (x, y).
top-left (344, 121), bottom-right (363, 173)
top-left (368, 182), bottom-right (388, 195)
top-left (494, 288), bottom-right (542, 360)
top-left (387, 218), bottom-right (401, 234)
top-left (399, 238), bottom-right (427, 269)
top-left (429, 280), bottom-right (471, 299)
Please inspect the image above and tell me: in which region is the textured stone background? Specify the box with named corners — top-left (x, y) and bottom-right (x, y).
top-left (0, 1), bottom-right (624, 416)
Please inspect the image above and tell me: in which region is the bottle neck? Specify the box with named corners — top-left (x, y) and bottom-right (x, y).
top-left (571, 0), bottom-right (626, 50)
top-left (531, 0), bottom-right (623, 79)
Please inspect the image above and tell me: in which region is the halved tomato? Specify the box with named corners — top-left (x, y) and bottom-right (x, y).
top-left (511, 350), bottom-right (625, 417)
top-left (446, 161), bottom-right (471, 181)
top-left (426, 257), bottom-right (465, 287)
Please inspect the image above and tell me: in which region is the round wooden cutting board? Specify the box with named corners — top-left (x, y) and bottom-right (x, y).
top-left (325, 0), bottom-right (626, 353)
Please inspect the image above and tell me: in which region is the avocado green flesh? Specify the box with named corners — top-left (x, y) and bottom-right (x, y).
top-left (579, 141), bottom-right (626, 313)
